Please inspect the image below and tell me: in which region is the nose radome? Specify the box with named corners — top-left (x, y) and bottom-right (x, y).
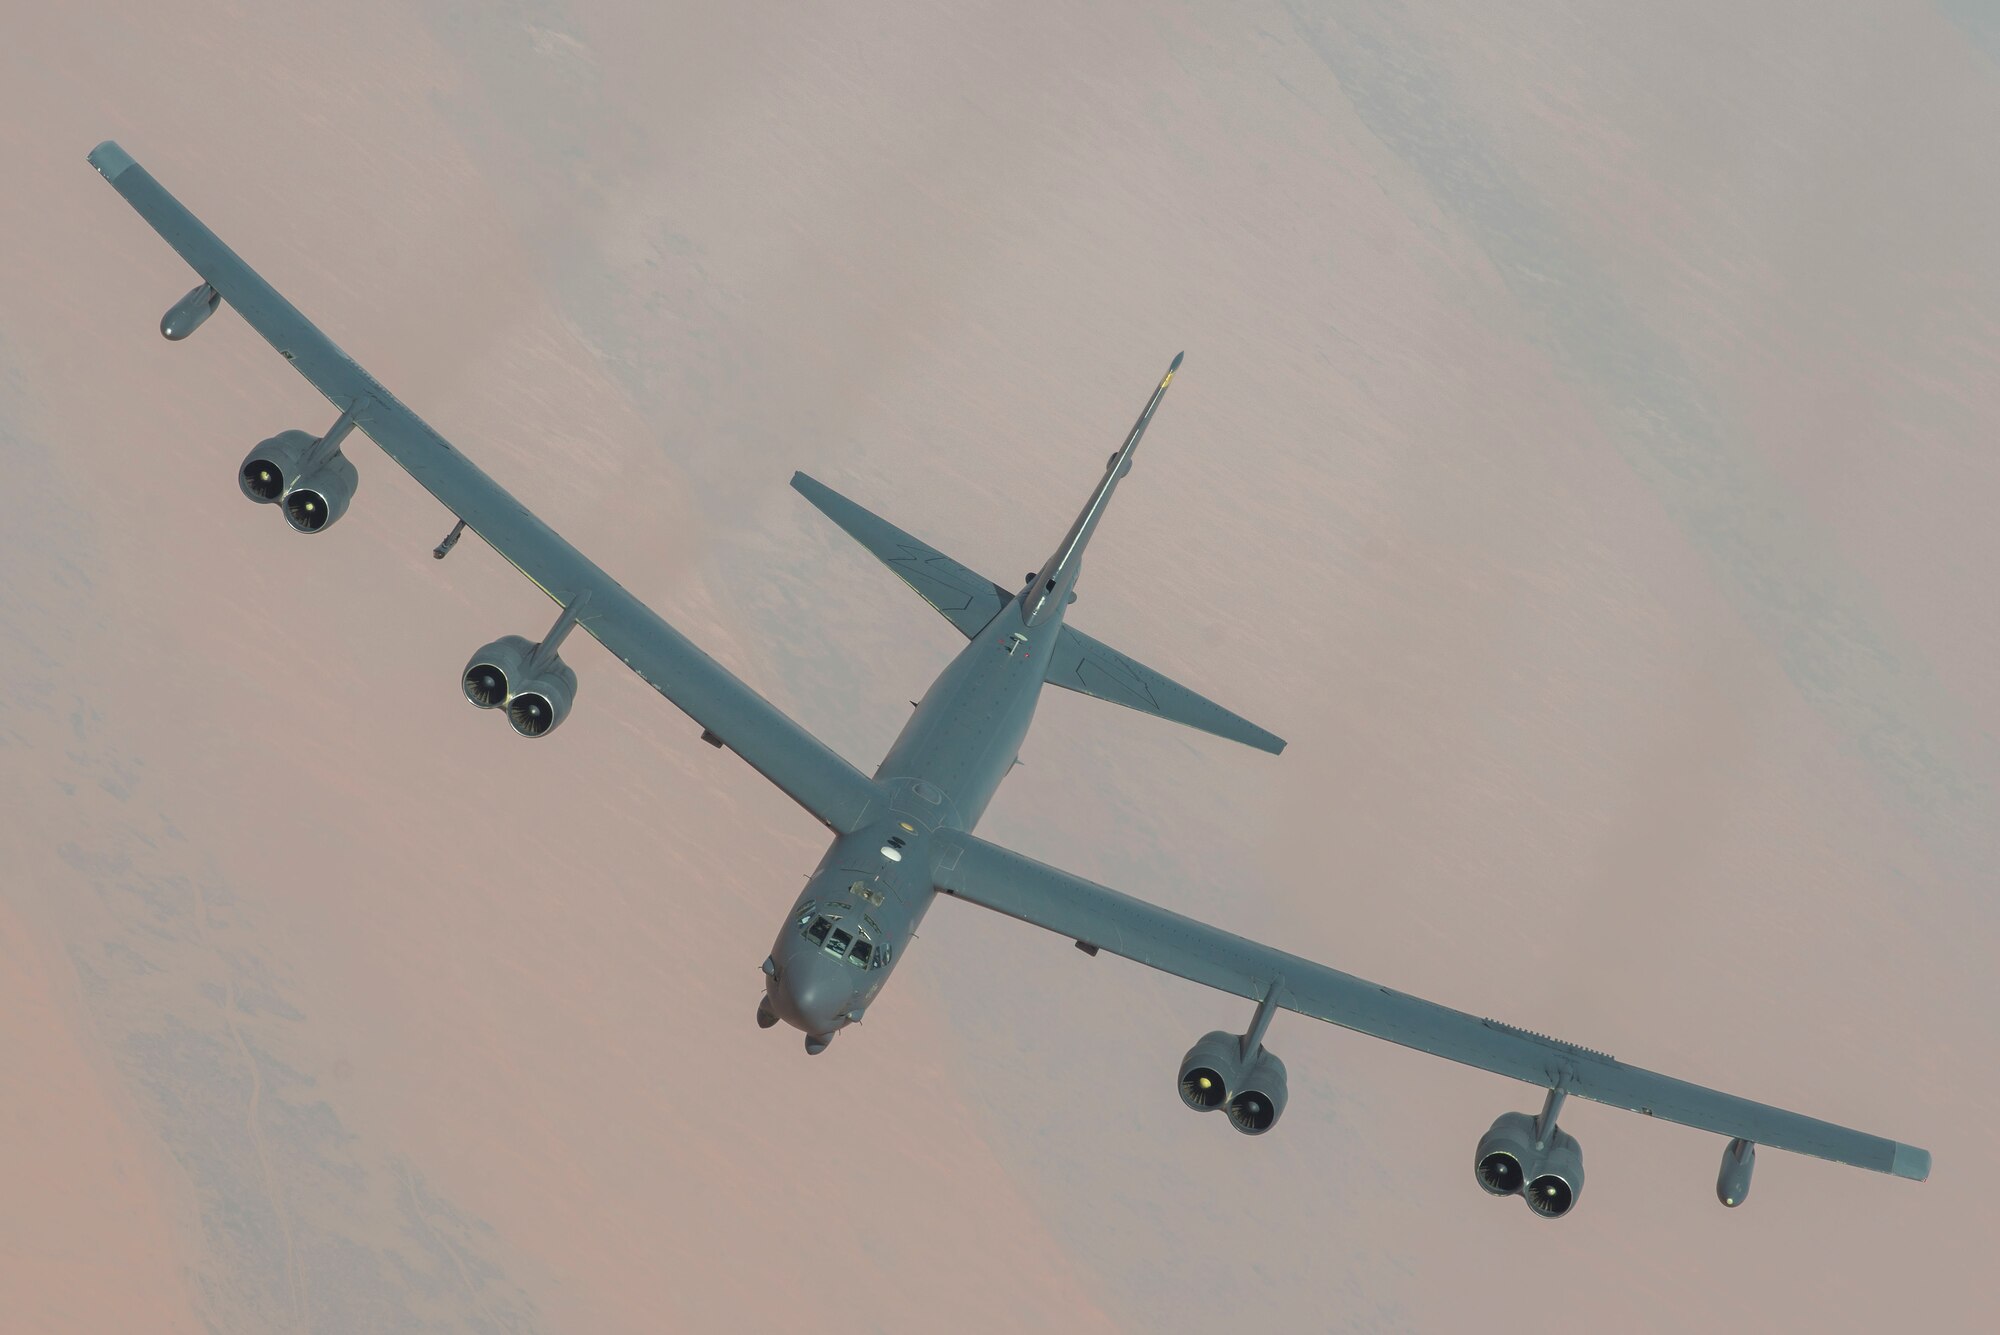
top-left (774, 956), bottom-right (851, 1034)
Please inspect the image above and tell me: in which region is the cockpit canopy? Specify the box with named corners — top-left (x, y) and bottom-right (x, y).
top-left (797, 902), bottom-right (889, 970)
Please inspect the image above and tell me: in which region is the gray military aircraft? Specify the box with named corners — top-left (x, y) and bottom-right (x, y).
top-left (90, 140), bottom-right (1928, 1218)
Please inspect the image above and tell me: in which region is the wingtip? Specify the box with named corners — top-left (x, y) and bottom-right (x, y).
top-left (88, 140), bottom-right (135, 180)
top-left (1169, 351), bottom-right (1184, 372)
top-left (1891, 1143), bottom-right (1932, 1182)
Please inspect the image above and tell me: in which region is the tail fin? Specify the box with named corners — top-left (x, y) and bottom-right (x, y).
top-left (1021, 353), bottom-right (1181, 626)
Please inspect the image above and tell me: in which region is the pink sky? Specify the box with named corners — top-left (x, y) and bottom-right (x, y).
top-left (2, 2), bottom-right (1994, 1330)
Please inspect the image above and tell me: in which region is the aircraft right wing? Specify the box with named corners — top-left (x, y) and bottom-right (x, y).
top-left (89, 140), bottom-right (883, 833)
top-left (932, 830), bottom-right (1930, 1183)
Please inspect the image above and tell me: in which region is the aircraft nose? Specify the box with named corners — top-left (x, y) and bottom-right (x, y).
top-left (771, 951), bottom-right (852, 1035)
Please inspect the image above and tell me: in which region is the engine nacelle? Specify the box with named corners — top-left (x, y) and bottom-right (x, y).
top-left (238, 430), bottom-right (358, 533)
top-left (162, 282), bottom-right (220, 340)
top-left (1524, 1129), bottom-right (1584, 1218)
top-left (283, 451), bottom-right (358, 533)
top-left (1717, 1138), bottom-right (1755, 1208)
top-left (1226, 1048), bottom-right (1287, 1135)
top-left (1178, 1030), bottom-right (1247, 1111)
top-left (240, 431), bottom-right (313, 504)
top-left (463, 635), bottom-right (531, 709)
top-left (1475, 1111), bottom-right (1536, 1197)
top-left (1475, 1110), bottom-right (1585, 1218)
top-left (464, 635), bottom-right (532, 707)
top-left (507, 657), bottom-right (577, 737)
top-left (462, 636), bottom-right (578, 738)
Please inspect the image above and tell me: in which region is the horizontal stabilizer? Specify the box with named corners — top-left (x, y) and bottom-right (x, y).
top-left (1044, 626), bottom-right (1285, 754)
top-left (791, 472), bottom-right (1011, 639)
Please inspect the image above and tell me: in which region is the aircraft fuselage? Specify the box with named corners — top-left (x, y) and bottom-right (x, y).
top-left (765, 583), bottom-right (1063, 1042)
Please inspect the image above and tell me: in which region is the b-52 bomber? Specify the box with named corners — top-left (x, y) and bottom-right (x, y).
top-left (90, 140), bottom-right (1929, 1219)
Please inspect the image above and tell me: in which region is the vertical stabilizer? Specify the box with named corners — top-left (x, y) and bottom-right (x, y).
top-left (1021, 353), bottom-right (1181, 626)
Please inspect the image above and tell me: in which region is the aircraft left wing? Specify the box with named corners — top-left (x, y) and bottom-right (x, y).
top-left (89, 140), bottom-right (883, 833)
top-left (932, 830), bottom-right (1930, 1183)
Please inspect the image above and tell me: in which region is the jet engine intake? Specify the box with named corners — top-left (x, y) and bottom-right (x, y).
top-left (1226, 1048), bottom-right (1287, 1135)
top-left (1524, 1130), bottom-right (1583, 1218)
top-left (507, 657), bottom-right (576, 737)
top-left (1475, 1110), bottom-right (1535, 1196)
top-left (1178, 1030), bottom-right (1245, 1111)
top-left (240, 430), bottom-right (313, 504)
top-left (282, 450), bottom-right (358, 533)
top-left (238, 428), bottom-right (359, 533)
top-left (1474, 1110), bottom-right (1585, 1217)
top-left (463, 636), bottom-right (532, 709)
top-left (461, 635), bottom-right (577, 738)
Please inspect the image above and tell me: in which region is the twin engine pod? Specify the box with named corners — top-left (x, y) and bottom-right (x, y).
top-left (462, 635), bottom-right (579, 738)
top-left (1177, 1029), bottom-right (1289, 1135)
top-left (238, 428), bottom-right (359, 534)
top-left (172, 280), bottom-right (358, 536)
top-left (1474, 1110), bottom-right (1585, 1218)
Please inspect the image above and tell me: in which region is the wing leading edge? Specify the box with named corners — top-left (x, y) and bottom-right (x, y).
top-left (932, 831), bottom-right (1930, 1182)
top-left (89, 140), bottom-right (882, 832)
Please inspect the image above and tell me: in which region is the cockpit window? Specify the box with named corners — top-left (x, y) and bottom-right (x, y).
top-left (804, 913), bottom-right (886, 968)
top-left (795, 901), bottom-right (817, 926)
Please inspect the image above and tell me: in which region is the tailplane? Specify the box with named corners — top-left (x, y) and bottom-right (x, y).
top-left (792, 443), bottom-right (1284, 755)
top-left (790, 472), bottom-right (1012, 638)
top-left (1041, 626), bottom-right (1284, 754)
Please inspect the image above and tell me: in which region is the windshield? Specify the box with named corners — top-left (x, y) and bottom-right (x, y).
top-left (801, 915), bottom-right (886, 969)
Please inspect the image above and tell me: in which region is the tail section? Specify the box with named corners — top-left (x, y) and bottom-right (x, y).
top-left (1021, 353), bottom-right (1181, 626)
top-left (791, 353), bottom-right (1282, 754)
